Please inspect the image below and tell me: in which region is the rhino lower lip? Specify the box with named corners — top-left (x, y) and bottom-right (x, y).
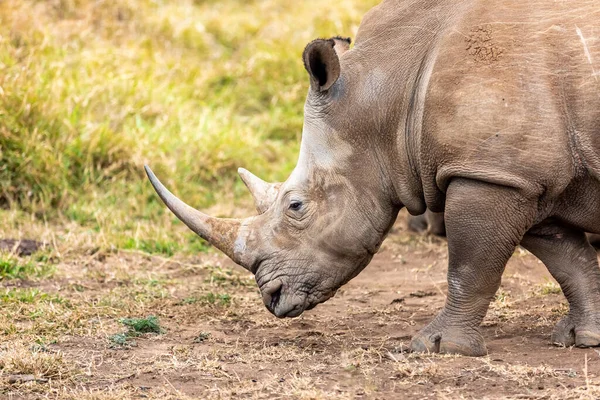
top-left (273, 302), bottom-right (304, 318)
top-left (281, 306), bottom-right (304, 318)
top-left (304, 289), bottom-right (336, 311)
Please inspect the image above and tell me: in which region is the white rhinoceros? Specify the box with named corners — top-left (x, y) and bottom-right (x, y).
top-left (146, 0), bottom-right (600, 356)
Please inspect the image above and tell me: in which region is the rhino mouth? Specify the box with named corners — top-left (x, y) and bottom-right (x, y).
top-left (261, 278), bottom-right (308, 318)
top-left (259, 275), bottom-right (341, 318)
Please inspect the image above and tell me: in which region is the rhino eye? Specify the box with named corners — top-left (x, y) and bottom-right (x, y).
top-left (289, 201), bottom-right (303, 211)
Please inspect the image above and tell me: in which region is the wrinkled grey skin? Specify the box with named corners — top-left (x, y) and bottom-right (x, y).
top-left (146, 0), bottom-right (600, 356)
top-left (407, 212), bottom-right (600, 251)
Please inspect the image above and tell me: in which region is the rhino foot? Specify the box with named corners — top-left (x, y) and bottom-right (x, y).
top-left (410, 318), bottom-right (487, 356)
top-left (552, 314), bottom-right (600, 348)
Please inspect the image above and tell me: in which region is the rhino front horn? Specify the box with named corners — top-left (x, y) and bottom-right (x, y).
top-left (237, 168), bottom-right (280, 214)
top-left (144, 165), bottom-right (250, 270)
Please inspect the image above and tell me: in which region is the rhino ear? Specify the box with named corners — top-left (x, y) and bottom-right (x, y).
top-left (332, 36), bottom-right (351, 57)
top-left (302, 38), bottom-right (341, 92)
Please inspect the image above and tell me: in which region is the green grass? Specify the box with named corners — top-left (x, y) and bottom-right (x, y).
top-left (122, 237), bottom-right (180, 256)
top-left (119, 315), bottom-right (163, 335)
top-left (109, 315), bottom-right (163, 347)
top-left (0, 254), bottom-right (54, 280)
top-left (0, 0), bottom-right (378, 249)
top-left (536, 281), bottom-right (562, 296)
top-left (0, 288), bottom-right (64, 304)
top-left (121, 236), bottom-right (211, 256)
top-left (203, 292), bottom-right (231, 306)
top-left (108, 332), bottom-right (135, 348)
top-left (182, 292), bottom-right (232, 306)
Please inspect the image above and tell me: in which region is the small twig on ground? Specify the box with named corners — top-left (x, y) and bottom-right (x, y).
top-left (584, 353), bottom-right (590, 393)
top-left (113, 372), bottom-right (137, 384)
top-left (8, 374), bottom-right (49, 384)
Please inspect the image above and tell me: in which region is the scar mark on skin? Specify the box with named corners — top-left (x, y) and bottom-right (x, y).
top-left (465, 25), bottom-right (504, 63)
top-left (576, 25), bottom-right (598, 81)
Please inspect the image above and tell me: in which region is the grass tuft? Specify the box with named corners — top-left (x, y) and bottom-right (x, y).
top-left (0, 288), bottom-right (63, 304)
top-left (119, 315), bottom-right (163, 335)
top-left (108, 332), bottom-right (136, 349)
top-left (0, 253), bottom-right (54, 280)
top-left (182, 292), bottom-right (232, 306)
top-left (108, 315), bottom-right (163, 348)
top-left (535, 281), bottom-right (562, 296)
top-left (122, 238), bottom-right (180, 256)
top-left (0, 343), bottom-right (75, 381)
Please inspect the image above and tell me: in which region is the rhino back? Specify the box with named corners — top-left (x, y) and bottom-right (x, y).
top-left (419, 0), bottom-right (600, 209)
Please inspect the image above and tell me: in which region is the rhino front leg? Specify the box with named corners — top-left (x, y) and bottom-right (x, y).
top-left (410, 179), bottom-right (536, 356)
top-left (521, 223), bottom-right (600, 347)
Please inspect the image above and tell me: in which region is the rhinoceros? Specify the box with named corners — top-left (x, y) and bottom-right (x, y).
top-left (145, 0), bottom-right (600, 356)
top-left (407, 211), bottom-right (600, 250)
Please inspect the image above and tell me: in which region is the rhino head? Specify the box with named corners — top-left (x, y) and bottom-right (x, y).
top-left (145, 37), bottom-right (402, 318)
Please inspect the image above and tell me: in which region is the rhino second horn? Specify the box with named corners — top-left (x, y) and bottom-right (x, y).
top-left (237, 168), bottom-right (280, 214)
top-left (144, 165), bottom-right (250, 270)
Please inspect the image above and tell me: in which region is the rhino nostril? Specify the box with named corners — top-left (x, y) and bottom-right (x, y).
top-left (270, 285), bottom-right (282, 310)
top-left (261, 279), bottom-right (283, 312)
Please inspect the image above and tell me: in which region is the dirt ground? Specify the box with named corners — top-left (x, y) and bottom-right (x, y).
top-left (3, 213), bottom-right (600, 399)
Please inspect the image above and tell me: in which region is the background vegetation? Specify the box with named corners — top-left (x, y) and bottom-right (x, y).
top-left (0, 0), bottom-right (378, 252)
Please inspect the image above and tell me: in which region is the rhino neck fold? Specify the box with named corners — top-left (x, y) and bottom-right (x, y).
top-left (397, 40), bottom-right (443, 215)
top-left (349, 0), bottom-right (472, 215)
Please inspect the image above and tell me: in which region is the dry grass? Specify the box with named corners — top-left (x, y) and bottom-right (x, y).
top-left (394, 361), bottom-right (441, 383)
top-left (0, 0), bottom-right (377, 228)
top-left (0, 214), bottom-right (587, 399)
top-left (0, 239), bottom-right (597, 399)
top-left (533, 281), bottom-right (563, 296)
top-left (0, 0), bottom-right (380, 258)
top-left (474, 358), bottom-right (570, 386)
top-left (0, 342), bottom-right (76, 381)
